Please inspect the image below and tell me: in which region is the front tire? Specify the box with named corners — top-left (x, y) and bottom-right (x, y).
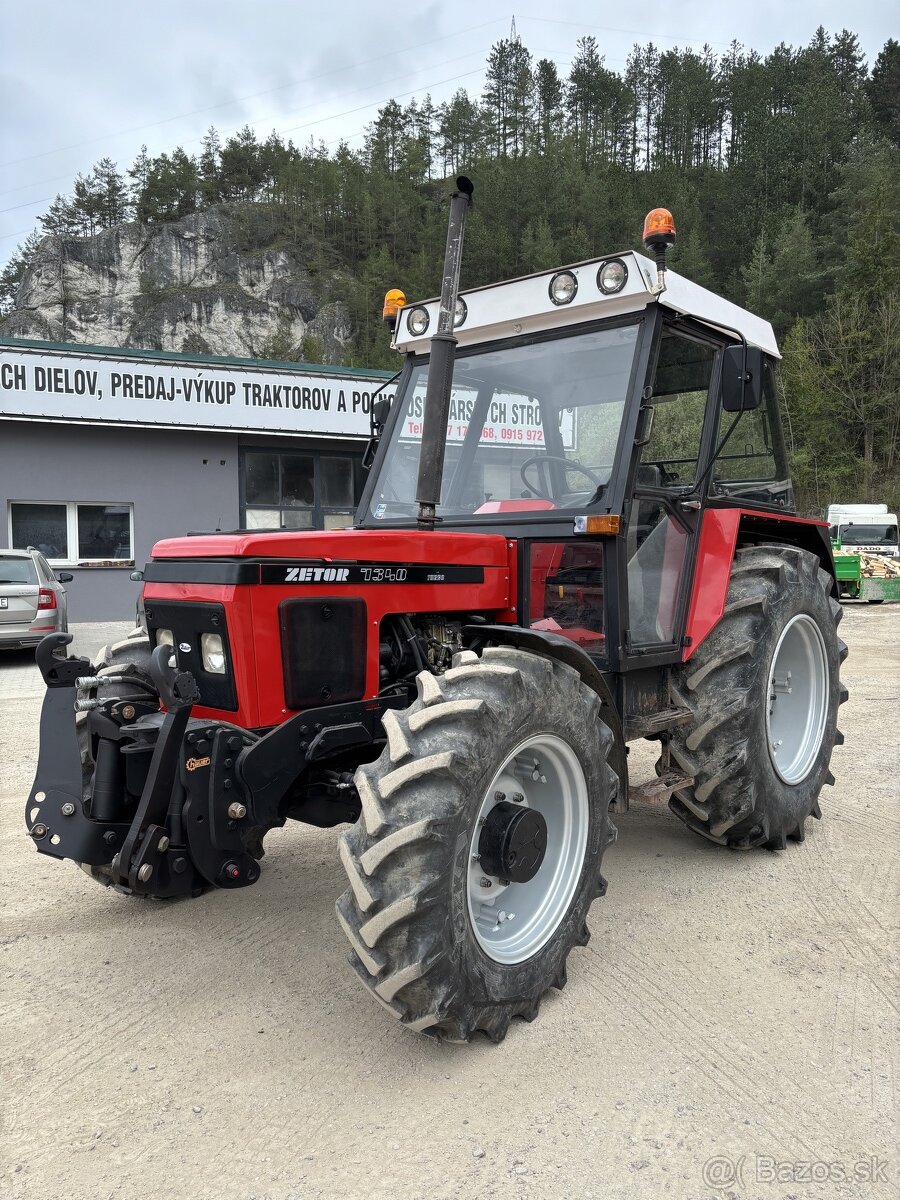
top-left (664, 545), bottom-right (848, 849)
top-left (335, 647), bottom-right (617, 1041)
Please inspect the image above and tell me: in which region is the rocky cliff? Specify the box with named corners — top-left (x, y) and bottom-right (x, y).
top-left (1, 207), bottom-right (352, 361)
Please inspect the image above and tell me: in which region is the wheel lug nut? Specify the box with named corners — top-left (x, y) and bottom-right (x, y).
top-left (494, 791), bottom-right (505, 802)
top-left (61, 802), bottom-right (75, 816)
top-left (137, 864), bottom-right (153, 883)
top-left (479, 877), bottom-right (492, 888)
top-left (227, 802), bottom-right (247, 820)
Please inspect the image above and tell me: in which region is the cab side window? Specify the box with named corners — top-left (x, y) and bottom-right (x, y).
top-left (711, 360), bottom-right (792, 507)
top-left (639, 332), bottom-right (716, 489)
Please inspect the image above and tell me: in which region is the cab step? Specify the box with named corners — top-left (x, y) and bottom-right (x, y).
top-left (625, 706), bottom-right (693, 739)
top-left (628, 771), bottom-right (694, 805)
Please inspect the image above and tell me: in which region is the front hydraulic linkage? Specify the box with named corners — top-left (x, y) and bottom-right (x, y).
top-left (107, 645), bottom-right (200, 892)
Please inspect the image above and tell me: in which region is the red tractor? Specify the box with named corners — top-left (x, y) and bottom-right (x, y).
top-left (27, 182), bottom-right (847, 1042)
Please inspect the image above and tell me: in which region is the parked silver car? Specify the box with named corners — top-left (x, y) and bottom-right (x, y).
top-left (0, 548), bottom-right (72, 650)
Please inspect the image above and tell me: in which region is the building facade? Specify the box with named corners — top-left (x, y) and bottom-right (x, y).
top-left (0, 338), bottom-right (392, 620)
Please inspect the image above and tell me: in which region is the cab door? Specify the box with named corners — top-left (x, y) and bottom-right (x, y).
top-left (623, 326), bottom-right (718, 655)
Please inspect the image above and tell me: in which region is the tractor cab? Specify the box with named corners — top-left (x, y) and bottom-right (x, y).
top-left (365, 235), bottom-right (793, 672)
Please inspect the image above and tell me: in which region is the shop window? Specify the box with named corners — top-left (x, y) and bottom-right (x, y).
top-left (244, 453), bottom-right (279, 505)
top-left (9, 501), bottom-right (134, 565)
top-left (321, 457), bottom-right (354, 507)
top-left (242, 449), bottom-right (361, 531)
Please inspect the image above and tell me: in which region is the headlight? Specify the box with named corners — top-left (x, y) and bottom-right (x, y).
top-left (453, 296), bottom-right (467, 328)
top-left (549, 271), bottom-right (578, 305)
top-left (201, 632), bottom-right (226, 674)
top-left (407, 306), bottom-right (430, 336)
top-left (156, 629), bottom-right (174, 647)
top-left (597, 258), bottom-right (628, 295)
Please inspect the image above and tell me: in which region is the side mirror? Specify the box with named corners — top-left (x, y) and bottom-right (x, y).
top-left (130, 569), bottom-right (144, 582)
top-left (363, 396), bottom-right (393, 470)
top-left (56, 571), bottom-right (73, 583)
top-left (722, 345), bottom-right (763, 412)
top-left (371, 396), bottom-right (392, 432)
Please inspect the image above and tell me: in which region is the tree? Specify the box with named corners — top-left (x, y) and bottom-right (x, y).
top-left (520, 217), bottom-right (557, 272)
top-left (90, 158), bottom-right (129, 227)
top-left (867, 39), bottom-right (900, 144)
top-left (134, 148), bottom-right (201, 222)
top-left (482, 35), bottom-right (533, 157)
top-left (199, 127), bottom-right (222, 203)
top-left (38, 193), bottom-right (78, 237)
top-left (0, 231), bottom-right (42, 315)
top-left (741, 206), bottom-right (823, 337)
top-left (783, 293), bottom-right (900, 503)
top-left (219, 126), bottom-right (265, 200)
top-left (437, 90), bottom-right (483, 175)
top-left (533, 59), bottom-right (563, 151)
top-left (127, 145), bottom-right (152, 205)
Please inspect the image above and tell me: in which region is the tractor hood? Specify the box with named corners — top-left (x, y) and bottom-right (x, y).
top-left (149, 527), bottom-right (508, 566)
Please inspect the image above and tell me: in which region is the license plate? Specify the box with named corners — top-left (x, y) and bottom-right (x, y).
top-left (0, 597), bottom-right (7, 608)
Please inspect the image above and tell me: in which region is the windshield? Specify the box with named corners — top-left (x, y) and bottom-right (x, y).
top-left (839, 524), bottom-right (898, 546)
top-left (368, 323), bottom-right (640, 521)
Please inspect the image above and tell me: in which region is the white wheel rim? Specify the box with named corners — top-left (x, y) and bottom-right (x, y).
top-left (466, 733), bottom-right (589, 965)
top-left (766, 614), bottom-right (829, 784)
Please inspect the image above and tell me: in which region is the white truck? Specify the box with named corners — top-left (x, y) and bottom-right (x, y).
top-left (827, 503), bottom-right (899, 558)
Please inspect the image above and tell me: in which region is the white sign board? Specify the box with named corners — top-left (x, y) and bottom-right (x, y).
top-left (400, 386), bottom-right (576, 450)
top-left (0, 347), bottom-right (394, 439)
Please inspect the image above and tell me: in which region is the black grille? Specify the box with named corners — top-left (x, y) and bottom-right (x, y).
top-left (280, 598), bottom-right (366, 710)
top-left (143, 600), bottom-right (238, 712)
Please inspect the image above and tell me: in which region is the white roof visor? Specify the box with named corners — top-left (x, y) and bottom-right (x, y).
top-left (393, 252), bottom-right (779, 359)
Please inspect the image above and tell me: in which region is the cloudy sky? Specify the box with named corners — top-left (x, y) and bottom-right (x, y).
top-left (1, 1), bottom-right (896, 266)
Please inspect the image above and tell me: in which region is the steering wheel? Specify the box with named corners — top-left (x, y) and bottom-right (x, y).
top-left (519, 456), bottom-right (603, 502)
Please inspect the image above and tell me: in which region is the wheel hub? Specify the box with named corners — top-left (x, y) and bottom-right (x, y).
top-left (765, 613), bottom-right (829, 784)
top-left (466, 734), bottom-right (589, 965)
top-left (478, 801), bottom-right (548, 883)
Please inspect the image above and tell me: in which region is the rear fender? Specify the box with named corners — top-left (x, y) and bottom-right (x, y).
top-left (684, 507), bottom-right (836, 661)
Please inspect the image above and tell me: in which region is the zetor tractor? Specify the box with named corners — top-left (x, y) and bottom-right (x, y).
top-left (27, 180), bottom-right (847, 1042)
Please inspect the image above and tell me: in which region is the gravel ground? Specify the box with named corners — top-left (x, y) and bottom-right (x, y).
top-left (1, 607), bottom-right (897, 1200)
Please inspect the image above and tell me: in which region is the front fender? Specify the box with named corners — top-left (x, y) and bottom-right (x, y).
top-left (464, 624), bottom-right (628, 809)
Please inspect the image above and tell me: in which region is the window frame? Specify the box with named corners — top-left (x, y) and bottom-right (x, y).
top-left (239, 446), bottom-right (364, 531)
top-left (7, 500), bottom-right (135, 567)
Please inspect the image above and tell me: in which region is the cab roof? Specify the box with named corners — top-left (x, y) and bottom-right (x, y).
top-left (392, 251), bottom-right (780, 359)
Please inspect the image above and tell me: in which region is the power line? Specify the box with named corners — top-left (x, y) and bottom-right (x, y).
top-left (0, 16), bottom-right (508, 170)
top-left (519, 13), bottom-right (736, 51)
top-left (0, 52), bottom-right (492, 219)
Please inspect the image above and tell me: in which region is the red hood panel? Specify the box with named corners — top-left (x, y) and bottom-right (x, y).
top-left (151, 528), bottom-right (510, 567)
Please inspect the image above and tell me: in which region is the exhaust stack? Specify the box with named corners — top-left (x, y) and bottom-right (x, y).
top-left (415, 176), bottom-right (474, 529)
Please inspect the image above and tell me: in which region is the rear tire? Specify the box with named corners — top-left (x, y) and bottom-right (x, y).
top-left (335, 647), bottom-right (617, 1041)
top-left (663, 545), bottom-right (848, 849)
